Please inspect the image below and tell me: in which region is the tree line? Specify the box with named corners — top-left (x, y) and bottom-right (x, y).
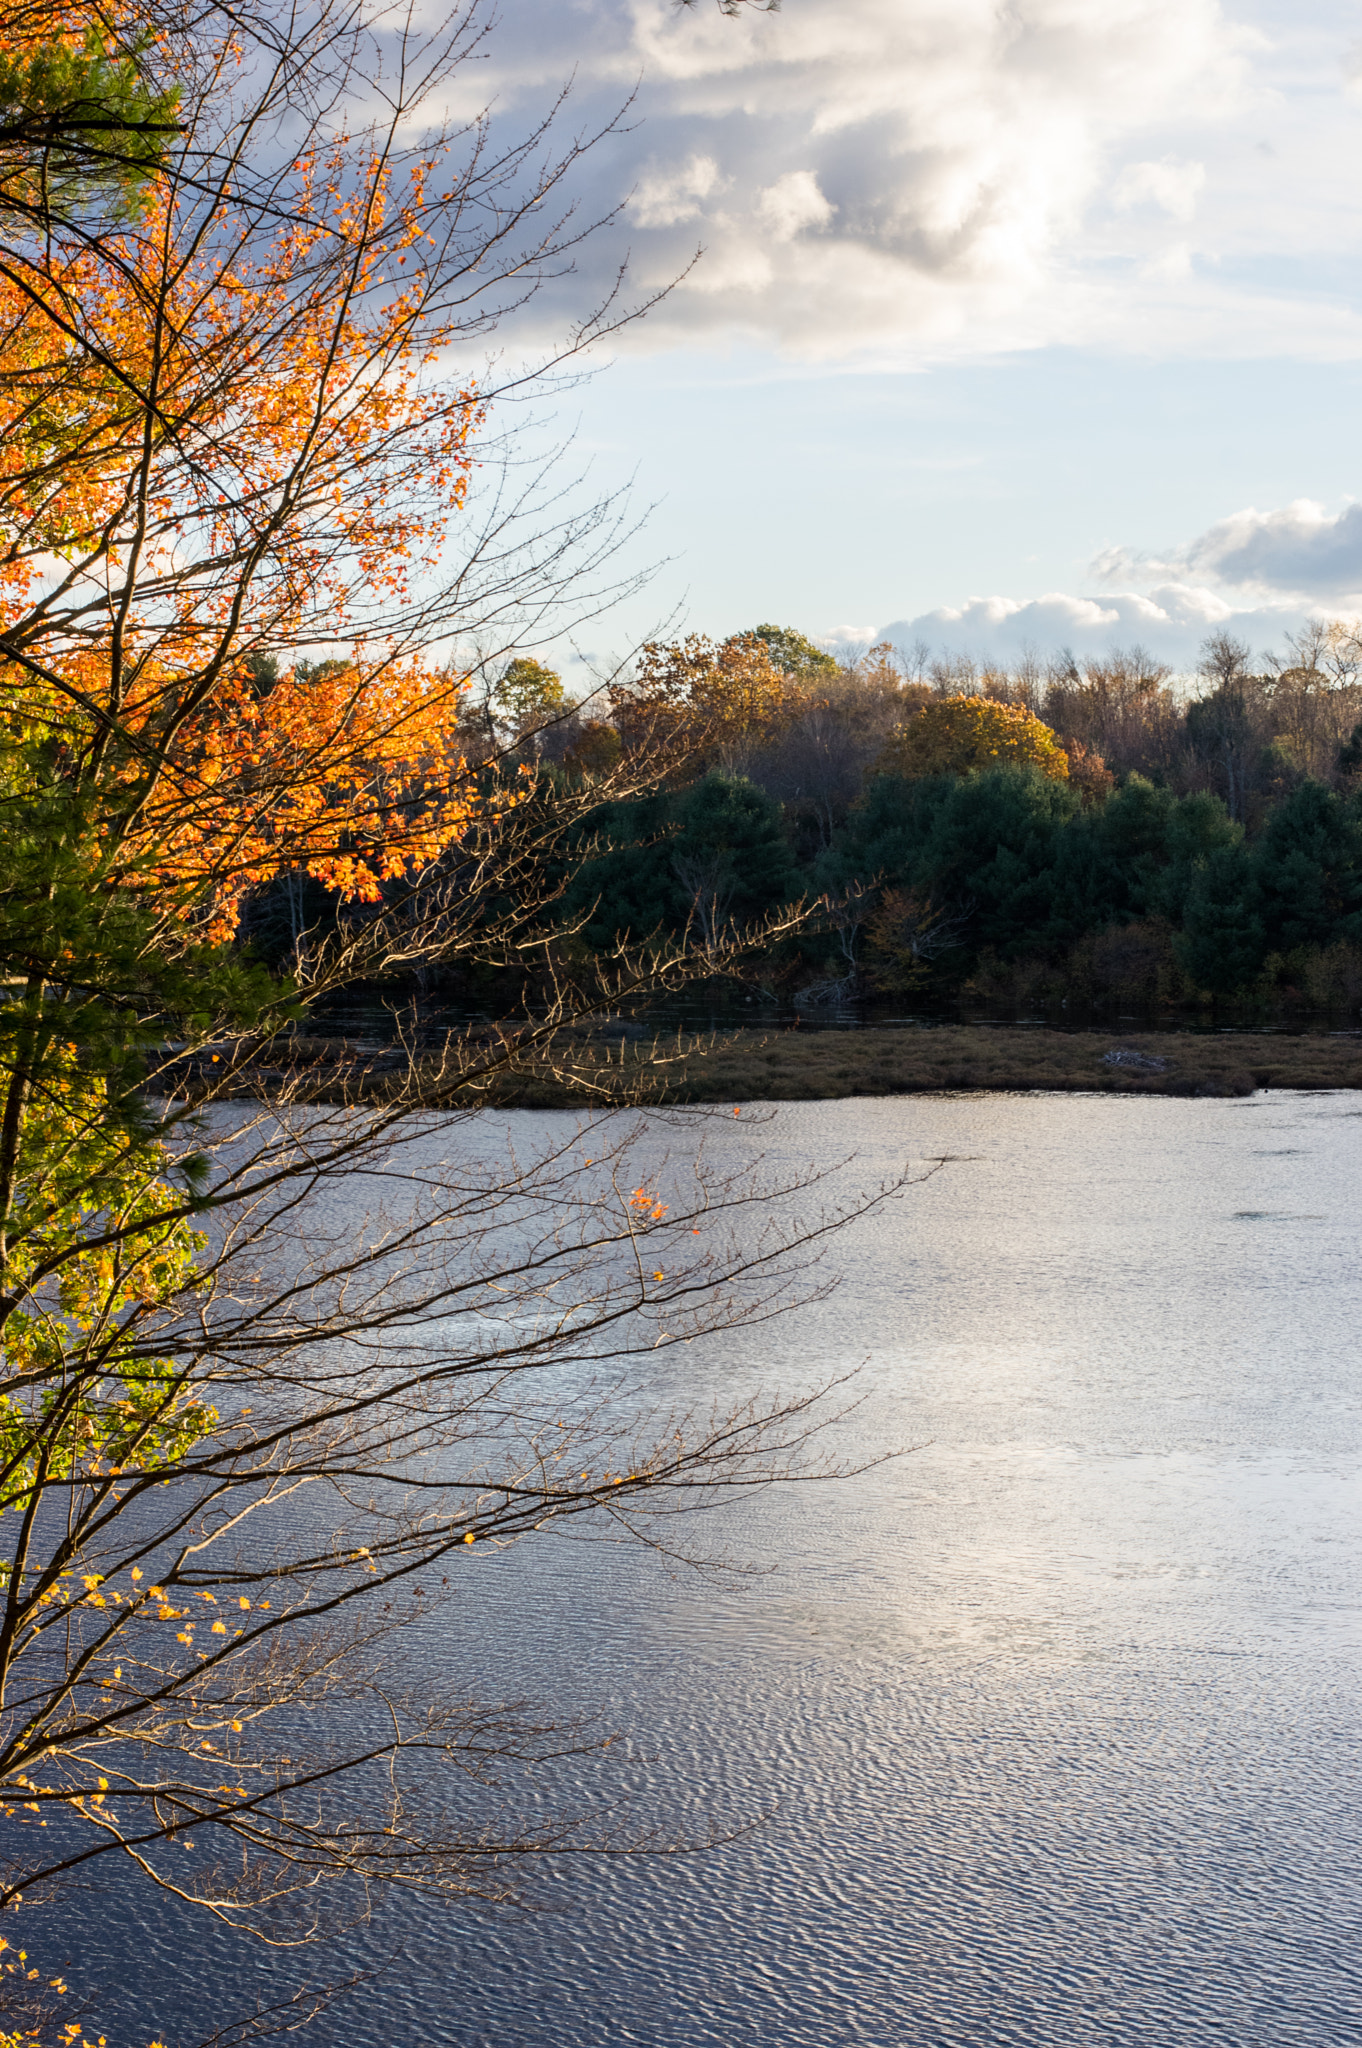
top-left (415, 622), bottom-right (1362, 1018)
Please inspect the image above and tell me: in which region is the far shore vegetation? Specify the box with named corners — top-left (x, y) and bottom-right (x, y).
top-left (205, 1023), bottom-right (1362, 1109)
top-left (247, 619), bottom-right (1362, 1065)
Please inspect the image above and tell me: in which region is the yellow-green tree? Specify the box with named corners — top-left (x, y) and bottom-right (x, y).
top-left (495, 657), bottom-right (566, 726)
top-left (878, 696), bottom-right (1070, 781)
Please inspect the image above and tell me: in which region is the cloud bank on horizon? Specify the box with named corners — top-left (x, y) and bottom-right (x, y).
top-left (863, 496), bottom-right (1362, 668)
top-left (867, 584), bottom-right (1302, 672)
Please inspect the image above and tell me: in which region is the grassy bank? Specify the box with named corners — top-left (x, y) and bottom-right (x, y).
top-left (257, 1024), bottom-right (1362, 1108)
top-left (512, 1025), bottom-right (1362, 1105)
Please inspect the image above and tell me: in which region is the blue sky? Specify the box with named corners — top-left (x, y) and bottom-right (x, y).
top-left (460, 0), bottom-right (1362, 674)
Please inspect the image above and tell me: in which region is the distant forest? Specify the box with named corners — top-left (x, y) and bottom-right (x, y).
top-left (249, 620), bottom-right (1362, 1019)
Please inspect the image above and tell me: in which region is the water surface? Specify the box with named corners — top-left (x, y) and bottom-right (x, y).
top-left (49, 1093), bottom-right (1362, 2045)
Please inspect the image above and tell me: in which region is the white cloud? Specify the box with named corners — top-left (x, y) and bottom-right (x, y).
top-left (1093, 500), bottom-right (1362, 599)
top-left (825, 622), bottom-right (880, 646)
top-left (1139, 239), bottom-right (1194, 281)
top-left (757, 170), bottom-right (834, 242)
top-left (628, 154), bottom-right (722, 229)
top-left (463, 0), bottom-right (1362, 362)
top-left (877, 582), bottom-right (1305, 667)
top-left (1112, 157), bottom-right (1206, 220)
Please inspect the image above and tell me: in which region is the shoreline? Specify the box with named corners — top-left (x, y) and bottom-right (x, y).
top-left (231, 1024), bottom-right (1362, 1107)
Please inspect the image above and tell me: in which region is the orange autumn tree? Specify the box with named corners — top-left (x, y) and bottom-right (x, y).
top-left (0, 112), bottom-right (489, 946)
top-left (611, 631), bottom-right (792, 771)
top-left (0, 0), bottom-right (693, 960)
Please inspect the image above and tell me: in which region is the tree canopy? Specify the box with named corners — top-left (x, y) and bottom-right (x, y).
top-left (741, 622), bottom-right (839, 680)
top-left (878, 696), bottom-right (1071, 782)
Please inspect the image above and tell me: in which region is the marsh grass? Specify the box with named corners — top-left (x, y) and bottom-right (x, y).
top-left (282, 1025), bottom-right (1362, 1108)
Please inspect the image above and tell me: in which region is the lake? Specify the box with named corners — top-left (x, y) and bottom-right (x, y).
top-left (46, 1091), bottom-right (1362, 2046)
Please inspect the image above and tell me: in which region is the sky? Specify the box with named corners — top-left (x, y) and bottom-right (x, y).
top-left (454, 0), bottom-right (1362, 676)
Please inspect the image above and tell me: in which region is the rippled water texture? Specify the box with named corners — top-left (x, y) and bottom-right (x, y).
top-left (52, 1093), bottom-right (1362, 2044)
